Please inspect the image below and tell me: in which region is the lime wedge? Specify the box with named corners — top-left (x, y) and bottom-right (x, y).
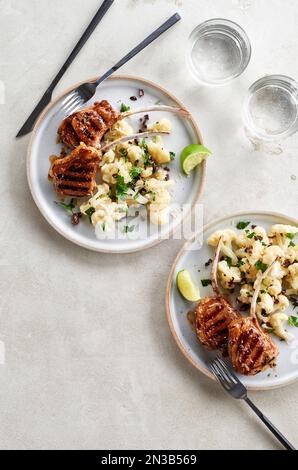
top-left (176, 269), bottom-right (201, 302)
top-left (180, 144), bottom-right (211, 175)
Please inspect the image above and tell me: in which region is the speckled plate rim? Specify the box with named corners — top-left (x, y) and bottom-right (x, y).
top-left (166, 210), bottom-right (298, 391)
top-left (26, 75), bottom-right (206, 254)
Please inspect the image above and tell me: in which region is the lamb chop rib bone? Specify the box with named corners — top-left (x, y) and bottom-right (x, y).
top-left (58, 100), bottom-right (189, 149)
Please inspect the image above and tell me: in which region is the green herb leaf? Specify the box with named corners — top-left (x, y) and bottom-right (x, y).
top-left (120, 103), bottom-right (130, 113)
top-left (288, 316), bottom-right (298, 327)
top-left (130, 166), bottom-right (143, 180)
top-left (85, 207), bottom-right (95, 224)
top-left (201, 279), bottom-right (212, 287)
top-left (55, 200), bottom-right (75, 215)
top-left (255, 260), bottom-right (268, 273)
top-left (289, 241), bottom-right (296, 247)
top-left (286, 232), bottom-right (296, 240)
top-left (247, 231), bottom-right (256, 239)
top-left (170, 151), bottom-right (176, 161)
top-left (119, 148), bottom-right (128, 160)
top-left (116, 175), bottom-right (129, 198)
top-left (226, 257), bottom-right (232, 268)
top-left (236, 221), bottom-right (250, 230)
top-left (237, 259), bottom-right (245, 268)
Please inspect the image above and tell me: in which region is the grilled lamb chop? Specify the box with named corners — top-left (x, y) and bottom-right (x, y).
top-left (195, 238), bottom-right (240, 354)
top-left (58, 100), bottom-right (190, 149)
top-left (49, 142), bottom-right (100, 197)
top-left (228, 262), bottom-right (279, 375)
top-left (58, 100), bottom-right (119, 149)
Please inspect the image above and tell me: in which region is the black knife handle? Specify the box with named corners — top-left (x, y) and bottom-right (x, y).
top-left (49, 0), bottom-right (114, 91)
top-left (95, 12), bottom-right (181, 86)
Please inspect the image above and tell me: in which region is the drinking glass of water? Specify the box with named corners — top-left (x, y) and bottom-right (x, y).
top-left (187, 18), bottom-right (251, 86)
top-left (243, 75), bottom-right (298, 140)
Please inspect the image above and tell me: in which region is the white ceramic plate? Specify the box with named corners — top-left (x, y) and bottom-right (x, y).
top-left (27, 75), bottom-right (205, 253)
top-left (166, 211), bottom-right (298, 390)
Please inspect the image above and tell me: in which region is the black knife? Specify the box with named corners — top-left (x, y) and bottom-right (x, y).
top-left (16, 0), bottom-right (114, 138)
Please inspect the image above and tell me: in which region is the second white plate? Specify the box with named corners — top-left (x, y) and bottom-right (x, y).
top-left (166, 211), bottom-right (298, 390)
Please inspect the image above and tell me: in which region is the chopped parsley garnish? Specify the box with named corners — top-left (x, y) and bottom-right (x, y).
top-left (170, 151), bottom-right (176, 161)
top-left (286, 232), bottom-right (296, 240)
top-left (255, 260), bottom-right (268, 273)
top-left (120, 103), bottom-right (130, 112)
top-left (288, 316), bottom-right (298, 327)
top-left (289, 241), bottom-right (296, 247)
top-left (236, 221), bottom-right (250, 230)
top-left (130, 166), bottom-right (143, 180)
top-left (226, 257), bottom-right (232, 268)
top-left (55, 199), bottom-right (76, 215)
top-left (119, 148), bottom-right (128, 160)
top-left (140, 139), bottom-right (151, 167)
top-left (246, 231), bottom-right (256, 239)
top-left (201, 279), bottom-right (212, 287)
top-left (123, 225), bottom-right (135, 233)
top-left (237, 259), bottom-right (245, 268)
top-left (116, 175), bottom-right (129, 198)
top-left (85, 207), bottom-right (95, 223)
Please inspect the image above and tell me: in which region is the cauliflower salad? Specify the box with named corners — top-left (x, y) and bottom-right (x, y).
top-left (207, 222), bottom-right (298, 342)
top-left (80, 117), bottom-right (176, 237)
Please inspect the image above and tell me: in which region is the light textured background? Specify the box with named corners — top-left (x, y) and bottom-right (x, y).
top-left (0, 0), bottom-right (298, 450)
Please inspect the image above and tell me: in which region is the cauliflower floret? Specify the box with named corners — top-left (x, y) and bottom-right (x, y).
top-left (154, 168), bottom-right (168, 181)
top-left (265, 278), bottom-right (282, 296)
top-left (272, 294), bottom-right (290, 312)
top-left (101, 162), bottom-right (118, 184)
top-left (149, 205), bottom-right (170, 225)
top-left (207, 229), bottom-right (238, 265)
top-left (127, 145), bottom-right (144, 165)
top-left (145, 178), bottom-right (173, 193)
top-left (270, 313), bottom-right (293, 342)
top-left (147, 140), bottom-right (171, 164)
top-left (286, 263), bottom-right (298, 292)
top-left (248, 240), bottom-right (265, 265)
top-left (101, 160), bottom-right (132, 185)
top-left (217, 261), bottom-right (241, 290)
top-left (104, 120), bottom-right (133, 142)
top-left (148, 118), bottom-right (172, 133)
top-left (257, 292), bottom-right (275, 315)
top-left (238, 259), bottom-right (258, 281)
top-left (102, 149), bottom-right (115, 164)
top-left (141, 167), bottom-right (153, 179)
top-left (268, 224), bottom-right (298, 250)
top-left (238, 284), bottom-right (254, 304)
top-left (262, 245), bottom-right (284, 265)
top-left (254, 226), bottom-right (270, 245)
top-left (285, 245), bottom-right (298, 264)
top-left (270, 260), bottom-right (287, 280)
